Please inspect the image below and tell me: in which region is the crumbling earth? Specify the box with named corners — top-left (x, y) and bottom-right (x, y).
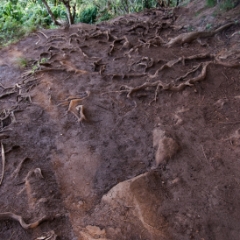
top-left (1, 2), bottom-right (240, 240)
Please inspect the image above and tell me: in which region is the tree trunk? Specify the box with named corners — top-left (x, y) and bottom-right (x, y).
top-left (41, 0), bottom-right (61, 26)
top-left (60, 0), bottom-right (75, 25)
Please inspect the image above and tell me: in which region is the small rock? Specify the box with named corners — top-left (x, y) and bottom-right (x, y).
top-left (155, 137), bottom-right (180, 166)
top-left (153, 128), bottom-right (180, 166)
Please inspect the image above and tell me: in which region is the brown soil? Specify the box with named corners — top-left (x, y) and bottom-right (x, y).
top-left (1, 2), bottom-right (240, 240)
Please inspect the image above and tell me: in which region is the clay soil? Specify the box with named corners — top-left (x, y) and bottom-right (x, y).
top-left (1, 2), bottom-right (240, 240)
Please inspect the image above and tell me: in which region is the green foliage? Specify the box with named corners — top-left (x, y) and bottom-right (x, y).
top-left (77, 5), bottom-right (97, 23)
top-left (187, 25), bottom-right (194, 32)
top-left (143, 0), bottom-right (158, 8)
top-left (98, 11), bottom-right (113, 21)
top-left (205, 23), bottom-right (212, 30)
top-left (16, 57), bottom-right (29, 68)
top-left (206, 0), bottom-right (217, 7)
top-left (40, 57), bottom-right (49, 64)
top-left (0, 0), bottom-right (66, 46)
top-left (80, 0), bottom-right (159, 21)
top-left (206, 0), bottom-right (236, 10)
top-left (220, 0), bottom-right (235, 10)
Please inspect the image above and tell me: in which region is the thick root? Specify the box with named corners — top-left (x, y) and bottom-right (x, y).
top-left (149, 53), bottom-right (214, 79)
top-left (114, 58), bottom-right (240, 102)
top-left (118, 62), bottom-right (210, 99)
top-left (166, 22), bottom-right (234, 47)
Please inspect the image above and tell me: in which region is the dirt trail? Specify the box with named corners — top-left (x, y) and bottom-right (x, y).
top-left (0, 3), bottom-right (240, 240)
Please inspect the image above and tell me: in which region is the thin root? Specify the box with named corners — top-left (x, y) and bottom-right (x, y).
top-left (0, 212), bottom-right (52, 229)
top-left (0, 142), bottom-right (5, 185)
top-left (76, 105), bottom-right (87, 122)
top-left (62, 91), bottom-right (90, 122)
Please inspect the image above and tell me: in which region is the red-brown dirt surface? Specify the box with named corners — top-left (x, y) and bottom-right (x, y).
top-left (0, 2), bottom-right (240, 240)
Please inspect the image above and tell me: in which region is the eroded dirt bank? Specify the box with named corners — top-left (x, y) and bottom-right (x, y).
top-left (0, 3), bottom-right (240, 240)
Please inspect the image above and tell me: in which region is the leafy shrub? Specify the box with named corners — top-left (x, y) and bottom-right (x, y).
top-left (78, 5), bottom-right (97, 23)
top-left (206, 0), bottom-right (217, 7)
top-left (220, 0), bottom-right (235, 10)
top-left (143, 0), bottom-right (158, 8)
top-left (0, 1), bottom-right (67, 46)
top-left (99, 12), bottom-right (113, 21)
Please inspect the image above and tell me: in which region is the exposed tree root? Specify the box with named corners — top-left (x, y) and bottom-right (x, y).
top-left (108, 56), bottom-right (240, 102)
top-left (166, 21), bottom-right (235, 47)
top-left (92, 59), bottom-right (106, 74)
top-left (120, 36), bottom-right (132, 50)
top-left (149, 57), bottom-right (182, 78)
top-left (59, 91), bottom-right (90, 122)
top-left (130, 57), bottom-right (154, 72)
top-left (128, 23), bottom-right (150, 36)
top-left (75, 105), bottom-right (87, 122)
top-left (105, 73), bottom-right (147, 81)
top-left (25, 168), bottom-right (44, 181)
top-left (59, 60), bottom-right (88, 74)
top-left (0, 88), bottom-right (17, 99)
top-left (0, 107), bottom-right (17, 129)
top-left (46, 35), bottom-right (66, 44)
top-left (0, 212), bottom-right (55, 229)
top-left (118, 62), bottom-right (209, 100)
top-left (0, 143), bottom-right (5, 186)
top-left (183, 53), bottom-right (215, 63)
top-left (214, 60), bottom-right (240, 68)
top-left (69, 33), bottom-right (81, 39)
top-left (36, 230), bottom-right (57, 240)
top-left (149, 53), bottom-right (215, 78)
top-left (0, 134), bottom-right (9, 141)
top-left (18, 168), bottom-right (44, 196)
top-left (36, 60), bottom-right (89, 75)
top-left (145, 36), bottom-right (167, 48)
top-left (11, 158), bottom-right (30, 179)
top-left (47, 46), bottom-right (61, 52)
top-left (108, 37), bottom-right (127, 55)
top-left (77, 47), bottom-right (89, 58)
top-left (67, 99), bottom-right (87, 122)
top-left (175, 64), bottom-right (202, 82)
top-left (38, 31), bottom-right (49, 39)
top-left (87, 29), bottom-right (116, 42)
